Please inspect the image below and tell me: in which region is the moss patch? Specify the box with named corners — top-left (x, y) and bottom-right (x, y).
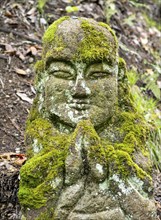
top-left (73, 19), bottom-right (118, 62)
top-left (42, 16), bottom-right (69, 48)
top-left (19, 119), bottom-right (70, 211)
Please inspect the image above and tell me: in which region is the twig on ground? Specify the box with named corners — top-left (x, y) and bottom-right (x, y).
top-left (0, 27), bottom-right (42, 44)
top-left (0, 54), bottom-right (8, 60)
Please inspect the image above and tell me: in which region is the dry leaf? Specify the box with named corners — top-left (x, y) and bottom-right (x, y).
top-left (14, 154), bottom-right (27, 166)
top-left (16, 51), bottom-right (25, 61)
top-left (5, 44), bottom-right (15, 54)
top-left (16, 92), bottom-right (33, 104)
top-left (27, 7), bottom-right (36, 15)
top-left (14, 68), bottom-right (27, 75)
top-left (5, 10), bottom-right (13, 18)
top-left (140, 37), bottom-right (148, 45)
top-left (157, 81), bottom-right (161, 89)
top-left (146, 69), bottom-right (154, 75)
top-left (30, 46), bottom-right (37, 56)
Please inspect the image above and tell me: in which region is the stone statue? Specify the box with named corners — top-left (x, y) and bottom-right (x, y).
top-left (18, 17), bottom-right (157, 220)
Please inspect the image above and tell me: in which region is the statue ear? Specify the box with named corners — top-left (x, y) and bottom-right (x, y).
top-left (118, 58), bottom-right (132, 110)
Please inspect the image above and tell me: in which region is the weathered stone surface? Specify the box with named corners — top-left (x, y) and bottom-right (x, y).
top-left (18, 17), bottom-right (157, 220)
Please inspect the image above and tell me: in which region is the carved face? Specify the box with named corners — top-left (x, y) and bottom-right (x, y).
top-left (44, 60), bottom-right (118, 129)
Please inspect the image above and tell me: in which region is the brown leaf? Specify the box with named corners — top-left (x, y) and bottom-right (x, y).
top-left (14, 154), bottom-right (27, 166)
top-left (16, 51), bottom-right (25, 61)
top-left (16, 92), bottom-right (33, 104)
top-left (5, 10), bottom-right (13, 18)
top-left (14, 68), bottom-right (27, 76)
top-left (146, 69), bottom-right (154, 75)
top-left (30, 46), bottom-right (37, 56)
top-left (140, 37), bottom-right (148, 45)
top-left (27, 7), bottom-right (36, 15)
top-left (5, 44), bottom-right (15, 54)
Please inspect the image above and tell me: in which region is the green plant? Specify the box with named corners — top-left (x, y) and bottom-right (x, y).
top-left (129, 1), bottom-right (150, 9)
top-left (37, 0), bottom-right (48, 13)
top-left (148, 128), bottom-right (161, 170)
top-left (143, 13), bottom-right (161, 31)
top-left (105, 0), bottom-right (117, 23)
top-left (127, 70), bottom-right (161, 171)
top-left (65, 6), bottom-right (79, 13)
top-left (141, 65), bottom-right (161, 100)
top-left (123, 14), bottom-right (136, 26)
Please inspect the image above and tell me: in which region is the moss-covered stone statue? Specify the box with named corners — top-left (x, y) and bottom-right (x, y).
top-left (18, 17), bottom-right (157, 220)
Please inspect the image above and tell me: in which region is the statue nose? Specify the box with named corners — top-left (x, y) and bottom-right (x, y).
top-left (71, 77), bottom-right (91, 98)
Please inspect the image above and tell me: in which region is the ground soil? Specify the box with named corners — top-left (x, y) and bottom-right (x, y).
top-left (0, 0), bottom-right (161, 219)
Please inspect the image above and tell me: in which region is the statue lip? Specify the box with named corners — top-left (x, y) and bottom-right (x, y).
top-left (68, 103), bottom-right (90, 110)
top-left (70, 99), bottom-right (90, 104)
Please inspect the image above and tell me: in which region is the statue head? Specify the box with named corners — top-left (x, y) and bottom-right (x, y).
top-left (35, 17), bottom-right (120, 131)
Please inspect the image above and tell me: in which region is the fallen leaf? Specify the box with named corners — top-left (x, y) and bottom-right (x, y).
top-left (146, 69), bottom-right (154, 75)
top-left (16, 51), bottom-right (25, 61)
top-left (0, 152), bottom-right (27, 167)
top-left (14, 154), bottom-right (27, 166)
top-left (5, 44), bottom-right (15, 54)
top-left (27, 7), bottom-right (36, 15)
top-left (157, 81), bottom-right (161, 89)
top-left (4, 18), bottom-right (18, 25)
top-left (40, 17), bottom-right (47, 25)
top-left (155, 108), bottom-right (161, 119)
top-left (14, 68), bottom-right (27, 75)
top-left (30, 85), bottom-right (36, 94)
top-left (16, 92), bottom-right (33, 104)
top-left (5, 10), bottom-right (13, 18)
top-left (30, 46), bottom-right (37, 56)
top-left (26, 46), bottom-right (37, 56)
top-left (140, 37), bottom-right (148, 45)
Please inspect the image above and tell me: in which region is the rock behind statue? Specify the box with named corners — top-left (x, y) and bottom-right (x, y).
top-left (18, 17), bottom-right (157, 220)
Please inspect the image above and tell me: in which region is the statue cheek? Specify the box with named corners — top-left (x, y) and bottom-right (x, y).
top-left (102, 79), bottom-right (117, 97)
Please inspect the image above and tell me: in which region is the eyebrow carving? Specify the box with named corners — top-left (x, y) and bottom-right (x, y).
top-left (46, 58), bottom-right (75, 70)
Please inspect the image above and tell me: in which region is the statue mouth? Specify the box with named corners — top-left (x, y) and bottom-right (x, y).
top-left (68, 99), bottom-right (90, 111)
top-left (68, 103), bottom-right (90, 111)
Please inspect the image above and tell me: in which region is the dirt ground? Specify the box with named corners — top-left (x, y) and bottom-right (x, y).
top-left (0, 0), bottom-right (161, 219)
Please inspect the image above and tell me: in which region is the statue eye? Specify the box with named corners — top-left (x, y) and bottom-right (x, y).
top-left (50, 71), bottom-right (74, 80)
top-left (87, 72), bottom-right (109, 79)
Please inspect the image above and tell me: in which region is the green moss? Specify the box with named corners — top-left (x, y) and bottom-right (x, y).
top-left (19, 118), bottom-right (70, 209)
top-left (34, 60), bottom-right (45, 85)
top-left (143, 13), bottom-right (161, 31)
top-left (118, 58), bottom-right (134, 110)
top-left (43, 16), bottom-right (69, 47)
top-left (35, 208), bottom-right (54, 220)
top-left (73, 19), bottom-right (118, 62)
top-left (34, 60), bottom-right (45, 74)
top-left (108, 149), bottom-right (150, 180)
top-left (18, 150), bottom-right (65, 208)
top-left (99, 21), bottom-right (118, 47)
top-left (72, 120), bottom-right (100, 144)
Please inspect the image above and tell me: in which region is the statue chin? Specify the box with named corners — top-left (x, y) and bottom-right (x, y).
top-left (47, 104), bottom-right (113, 132)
